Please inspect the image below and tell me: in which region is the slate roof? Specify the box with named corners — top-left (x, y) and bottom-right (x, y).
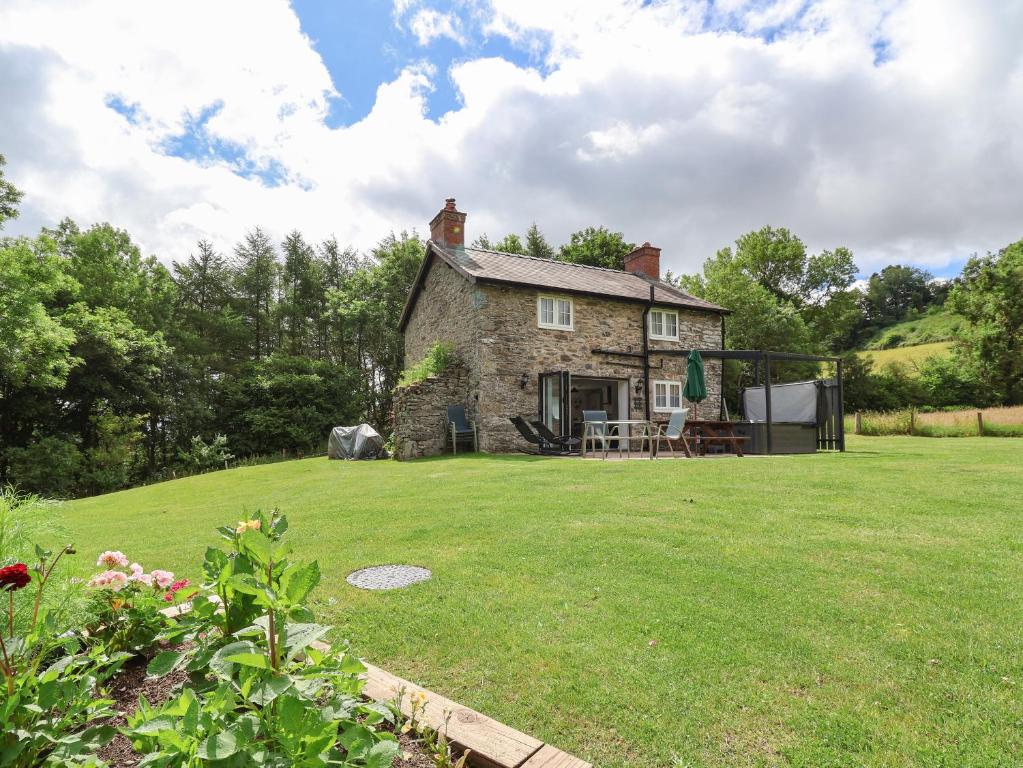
top-left (398, 243), bottom-right (728, 330)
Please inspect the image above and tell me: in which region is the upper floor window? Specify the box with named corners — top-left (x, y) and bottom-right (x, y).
top-left (538, 295), bottom-right (574, 330)
top-left (653, 380), bottom-right (682, 411)
top-left (649, 308), bottom-right (679, 341)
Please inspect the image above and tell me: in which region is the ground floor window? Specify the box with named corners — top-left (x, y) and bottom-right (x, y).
top-left (653, 380), bottom-right (682, 411)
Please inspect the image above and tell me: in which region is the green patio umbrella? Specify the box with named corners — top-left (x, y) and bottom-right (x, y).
top-left (683, 350), bottom-right (707, 403)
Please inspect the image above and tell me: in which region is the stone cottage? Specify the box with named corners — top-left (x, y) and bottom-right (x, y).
top-left (393, 199), bottom-right (729, 458)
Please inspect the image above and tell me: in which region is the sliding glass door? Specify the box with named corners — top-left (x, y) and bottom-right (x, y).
top-left (538, 371), bottom-right (571, 437)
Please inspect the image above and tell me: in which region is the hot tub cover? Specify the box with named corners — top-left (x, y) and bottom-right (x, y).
top-left (328, 424), bottom-right (389, 460)
top-left (742, 380), bottom-right (819, 424)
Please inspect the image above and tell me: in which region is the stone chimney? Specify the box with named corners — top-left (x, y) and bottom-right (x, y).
top-left (624, 242), bottom-right (661, 279)
top-left (429, 198), bottom-right (466, 248)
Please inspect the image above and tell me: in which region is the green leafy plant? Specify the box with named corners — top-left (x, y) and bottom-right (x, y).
top-left (178, 434), bottom-right (235, 473)
top-left (397, 342), bottom-right (455, 388)
top-left (126, 510), bottom-right (400, 766)
top-left (0, 643), bottom-right (130, 767)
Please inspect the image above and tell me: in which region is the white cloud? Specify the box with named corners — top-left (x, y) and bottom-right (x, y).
top-left (409, 8), bottom-right (466, 46)
top-left (1, 0), bottom-right (1022, 279)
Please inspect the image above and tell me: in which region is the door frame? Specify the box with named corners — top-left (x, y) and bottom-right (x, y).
top-left (538, 370), bottom-right (571, 437)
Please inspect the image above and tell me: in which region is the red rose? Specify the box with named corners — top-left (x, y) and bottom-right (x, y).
top-left (0, 563), bottom-right (31, 591)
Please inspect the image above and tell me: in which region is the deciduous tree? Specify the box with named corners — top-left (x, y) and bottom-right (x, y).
top-left (558, 226), bottom-right (633, 270)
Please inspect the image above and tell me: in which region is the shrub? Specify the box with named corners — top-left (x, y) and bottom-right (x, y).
top-left (398, 342), bottom-right (456, 388)
top-left (5, 438), bottom-right (83, 499)
top-left (178, 434), bottom-right (235, 472)
top-left (880, 332), bottom-right (904, 349)
top-left (917, 354), bottom-right (993, 409)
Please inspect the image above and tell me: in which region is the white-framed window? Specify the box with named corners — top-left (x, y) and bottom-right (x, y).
top-left (649, 308), bottom-right (679, 341)
top-left (537, 295), bottom-right (574, 330)
top-left (652, 380), bottom-right (682, 411)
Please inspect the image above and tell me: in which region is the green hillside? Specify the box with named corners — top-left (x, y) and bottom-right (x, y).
top-left (863, 306), bottom-right (963, 350)
top-left (56, 437), bottom-right (1023, 767)
top-left (854, 306), bottom-right (962, 373)
top-left (857, 340), bottom-right (953, 371)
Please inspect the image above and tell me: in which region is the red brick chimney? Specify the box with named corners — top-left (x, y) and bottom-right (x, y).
top-left (429, 198), bottom-right (466, 247)
top-left (624, 242), bottom-right (660, 279)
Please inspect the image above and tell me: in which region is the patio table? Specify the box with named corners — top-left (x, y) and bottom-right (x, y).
top-left (582, 419), bottom-right (655, 460)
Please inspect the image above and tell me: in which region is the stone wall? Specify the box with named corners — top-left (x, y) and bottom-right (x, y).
top-left (392, 364), bottom-right (471, 460)
top-left (402, 256), bottom-right (483, 428)
top-left (475, 285), bottom-right (723, 452)
top-left (404, 257), bottom-right (480, 371)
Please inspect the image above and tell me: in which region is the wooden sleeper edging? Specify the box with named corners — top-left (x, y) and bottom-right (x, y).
top-left (160, 603), bottom-right (590, 768)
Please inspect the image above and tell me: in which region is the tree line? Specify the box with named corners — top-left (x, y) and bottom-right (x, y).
top-left (1, 155), bottom-right (423, 496)
top-left (2, 153), bottom-right (1021, 496)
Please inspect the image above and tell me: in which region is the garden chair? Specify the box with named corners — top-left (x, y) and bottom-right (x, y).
top-left (581, 409), bottom-right (618, 458)
top-left (530, 420), bottom-right (582, 453)
top-left (509, 416), bottom-right (564, 455)
top-left (652, 408), bottom-right (693, 458)
top-left (446, 405), bottom-right (478, 455)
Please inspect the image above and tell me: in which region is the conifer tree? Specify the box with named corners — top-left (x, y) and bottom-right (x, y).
top-left (525, 222), bottom-right (554, 260)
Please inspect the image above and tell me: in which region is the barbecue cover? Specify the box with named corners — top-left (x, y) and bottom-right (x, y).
top-left (327, 424), bottom-right (389, 460)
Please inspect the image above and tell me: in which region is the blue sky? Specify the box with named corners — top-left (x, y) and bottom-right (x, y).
top-left (293, 0), bottom-right (548, 126)
top-left (1, 0), bottom-right (1020, 279)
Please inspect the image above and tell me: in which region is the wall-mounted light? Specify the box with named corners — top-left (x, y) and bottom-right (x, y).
top-left (634, 378), bottom-right (644, 395)
top-left (520, 373), bottom-right (529, 389)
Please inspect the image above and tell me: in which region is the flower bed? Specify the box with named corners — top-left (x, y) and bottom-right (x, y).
top-left (1, 510), bottom-right (470, 767)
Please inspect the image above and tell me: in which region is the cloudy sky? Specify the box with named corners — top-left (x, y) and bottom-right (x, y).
top-left (1, 0), bottom-right (1021, 278)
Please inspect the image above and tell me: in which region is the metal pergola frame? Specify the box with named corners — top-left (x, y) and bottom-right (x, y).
top-left (589, 347), bottom-right (846, 454)
top-left (687, 349), bottom-right (845, 454)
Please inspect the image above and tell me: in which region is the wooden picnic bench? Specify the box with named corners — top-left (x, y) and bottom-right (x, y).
top-left (683, 419), bottom-right (750, 457)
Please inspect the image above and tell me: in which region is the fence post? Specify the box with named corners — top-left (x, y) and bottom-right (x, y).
top-left (855, 412), bottom-right (862, 435)
top-left (909, 410), bottom-right (916, 435)
top-left (977, 411), bottom-right (984, 436)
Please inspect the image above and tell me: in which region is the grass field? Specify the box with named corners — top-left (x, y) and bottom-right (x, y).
top-left (847, 405), bottom-right (1023, 437)
top-left (856, 341), bottom-right (953, 371)
top-left (59, 437), bottom-right (1023, 767)
top-left (863, 308), bottom-right (963, 350)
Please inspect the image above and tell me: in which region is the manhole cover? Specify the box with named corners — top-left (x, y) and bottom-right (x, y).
top-left (346, 565), bottom-right (432, 590)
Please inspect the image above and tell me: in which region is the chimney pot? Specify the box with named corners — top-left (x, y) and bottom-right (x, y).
top-left (430, 198), bottom-right (467, 247)
top-left (624, 242), bottom-right (661, 279)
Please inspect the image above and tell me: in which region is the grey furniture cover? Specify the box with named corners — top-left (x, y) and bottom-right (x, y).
top-left (328, 424), bottom-right (389, 460)
top-left (742, 380), bottom-right (819, 424)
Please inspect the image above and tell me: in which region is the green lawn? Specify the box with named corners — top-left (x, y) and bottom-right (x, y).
top-left (60, 437), bottom-right (1023, 767)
